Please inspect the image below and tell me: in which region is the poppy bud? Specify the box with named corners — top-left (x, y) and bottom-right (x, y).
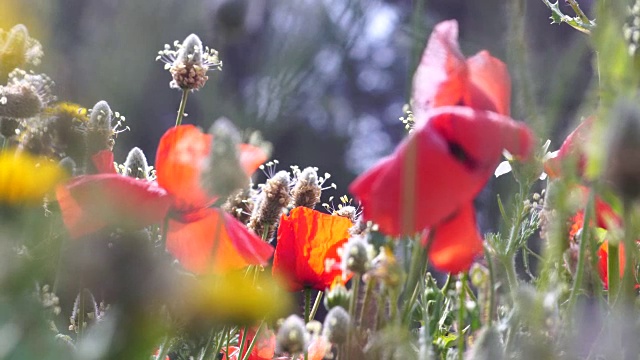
top-left (201, 117), bottom-right (248, 199)
top-left (342, 236), bottom-right (372, 275)
top-left (322, 306), bottom-right (350, 345)
top-left (291, 167), bottom-right (322, 209)
top-left (249, 170), bottom-right (291, 240)
top-left (604, 99), bottom-right (640, 199)
top-left (276, 314), bottom-right (309, 355)
top-left (324, 281), bottom-right (350, 310)
top-left (124, 147), bottom-right (149, 179)
top-left (467, 326), bottom-right (504, 360)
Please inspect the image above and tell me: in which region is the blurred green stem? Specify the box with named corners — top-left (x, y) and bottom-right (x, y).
top-left (304, 288), bottom-right (311, 360)
top-left (310, 291), bottom-right (323, 321)
top-left (620, 199), bottom-right (636, 305)
top-left (175, 90), bottom-right (189, 127)
top-left (241, 322), bottom-right (264, 360)
top-left (483, 246), bottom-right (496, 324)
top-left (608, 244), bottom-right (620, 303)
top-left (457, 274), bottom-right (467, 360)
top-left (359, 278), bottom-right (375, 326)
top-left (567, 188), bottom-right (595, 312)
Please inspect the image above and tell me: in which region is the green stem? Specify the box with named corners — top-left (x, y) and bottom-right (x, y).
top-left (348, 276), bottom-right (361, 319)
top-left (304, 288), bottom-right (311, 360)
top-left (608, 243), bottom-right (620, 304)
top-left (309, 291), bottom-right (323, 321)
top-left (620, 199), bottom-right (636, 305)
top-left (566, 0), bottom-right (591, 23)
top-left (359, 278), bottom-right (375, 326)
top-left (175, 90), bottom-right (189, 127)
top-left (155, 337), bottom-right (170, 360)
top-left (503, 255), bottom-right (519, 296)
top-left (237, 326), bottom-right (249, 360)
top-left (240, 323), bottom-right (264, 360)
top-left (457, 274), bottom-right (467, 360)
top-left (567, 189), bottom-right (595, 313)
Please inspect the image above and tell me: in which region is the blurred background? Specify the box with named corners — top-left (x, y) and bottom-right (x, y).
top-left (2, 0), bottom-right (593, 234)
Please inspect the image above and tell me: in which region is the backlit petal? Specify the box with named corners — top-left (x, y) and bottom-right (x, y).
top-left (465, 51), bottom-right (511, 115)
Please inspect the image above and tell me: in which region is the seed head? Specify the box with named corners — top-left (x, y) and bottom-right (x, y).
top-left (248, 170), bottom-right (291, 240)
top-left (322, 306), bottom-right (350, 345)
top-left (86, 101), bottom-right (115, 157)
top-left (124, 147), bottom-right (149, 179)
top-left (156, 34), bottom-right (222, 91)
top-left (201, 117), bottom-right (249, 199)
top-left (222, 188), bottom-right (254, 224)
top-left (276, 315), bottom-right (309, 355)
top-left (0, 24), bottom-right (43, 82)
top-left (291, 166), bottom-right (322, 209)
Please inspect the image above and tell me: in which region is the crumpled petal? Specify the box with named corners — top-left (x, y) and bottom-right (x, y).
top-left (412, 20), bottom-right (511, 122)
top-left (350, 106), bottom-right (534, 236)
top-left (272, 207), bottom-right (353, 291)
top-left (423, 202), bottom-right (483, 273)
top-left (56, 174), bottom-right (171, 239)
top-left (544, 117), bottom-right (594, 179)
top-left (166, 208), bottom-right (273, 274)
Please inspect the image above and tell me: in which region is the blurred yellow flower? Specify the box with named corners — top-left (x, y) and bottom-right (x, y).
top-left (0, 150), bottom-right (66, 205)
top-left (179, 269), bottom-right (292, 326)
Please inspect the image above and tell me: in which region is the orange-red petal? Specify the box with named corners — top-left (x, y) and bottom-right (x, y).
top-left (423, 202), bottom-right (483, 273)
top-left (350, 106), bottom-right (534, 236)
top-left (56, 174), bottom-right (171, 239)
top-left (543, 117), bottom-right (594, 179)
top-left (166, 208), bottom-right (273, 274)
top-left (272, 207), bottom-right (353, 291)
top-left (91, 150), bottom-right (117, 174)
top-left (238, 143), bottom-right (268, 176)
top-left (465, 50), bottom-right (511, 116)
top-left (156, 125), bottom-right (212, 211)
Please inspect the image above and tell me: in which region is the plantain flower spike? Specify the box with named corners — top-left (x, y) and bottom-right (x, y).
top-left (156, 33), bottom-right (222, 91)
top-left (0, 69), bottom-right (55, 119)
top-left (291, 167), bottom-right (322, 209)
top-left (0, 24), bottom-right (43, 82)
top-left (322, 306), bottom-right (350, 345)
top-left (276, 314), bottom-right (309, 355)
top-left (86, 101), bottom-right (115, 160)
top-left (124, 147), bottom-right (149, 179)
top-left (248, 170), bottom-right (291, 241)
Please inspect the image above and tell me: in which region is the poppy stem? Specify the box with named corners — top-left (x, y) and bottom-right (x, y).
top-left (483, 245), bottom-right (496, 325)
top-left (304, 288), bottom-right (311, 360)
top-left (175, 89), bottom-right (189, 127)
top-left (567, 188), bottom-right (595, 313)
top-left (309, 291), bottom-right (323, 321)
top-left (359, 278), bottom-right (375, 326)
top-left (620, 199), bottom-right (636, 305)
top-left (608, 243), bottom-right (621, 304)
top-left (456, 274), bottom-right (467, 360)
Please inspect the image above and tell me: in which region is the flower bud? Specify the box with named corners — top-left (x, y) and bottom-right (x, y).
top-left (605, 99), bottom-right (640, 200)
top-left (291, 167), bottom-right (321, 209)
top-left (124, 147), bottom-right (148, 179)
top-left (324, 281), bottom-right (350, 310)
top-left (248, 170), bottom-right (291, 240)
top-left (342, 236), bottom-right (372, 275)
top-left (322, 306), bottom-right (350, 345)
top-left (156, 34), bottom-right (222, 91)
top-left (201, 117), bottom-right (248, 198)
top-left (276, 315), bottom-right (309, 355)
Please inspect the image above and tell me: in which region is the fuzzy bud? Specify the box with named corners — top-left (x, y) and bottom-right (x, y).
top-left (276, 315), bottom-right (309, 355)
top-left (160, 33), bottom-right (222, 91)
top-left (342, 236), bottom-right (371, 275)
top-left (322, 306), bottom-right (350, 345)
top-left (248, 170), bottom-right (291, 240)
top-left (291, 167), bottom-right (322, 209)
top-left (605, 99), bottom-right (640, 200)
top-left (201, 117), bottom-right (249, 198)
top-left (86, 101), bottom-right (115, 158)
top-left (124, 147), bottom-right (149, 179)
top-left (324, 282), bottom-right (350, 311)
top-left (59, 157), bottom-right (77, 176)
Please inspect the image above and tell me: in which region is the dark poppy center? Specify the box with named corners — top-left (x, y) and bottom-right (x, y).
top-left (447, 141), bottom-right (477, 170)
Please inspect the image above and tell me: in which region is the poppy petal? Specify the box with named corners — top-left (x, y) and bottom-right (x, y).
top-left (57, 174), bottom-right (171, 238)
top-left (166, 208), bottom-right (272, 274)
top-left (238, 143), bottom-right (268, 176)
top-left (412, 20), bottom-right (467, 121)
top-left (423, 202), bottom-right (483, 273)
top-left (91, 150), bottom-right (117, 174)
top-left (350, 107), bottom-right (534, 236)
top-left (465, 50), bottom-right (511, 115)
top-left (156, 125), bottom-right (212, 211)
top-left (272, 207), bottom-right (352, 291)
top-left (543, 117), bottom-right (594, 179)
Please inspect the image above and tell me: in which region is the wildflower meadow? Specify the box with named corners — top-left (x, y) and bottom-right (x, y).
top-left (2, 0), bottom-right (640, 359)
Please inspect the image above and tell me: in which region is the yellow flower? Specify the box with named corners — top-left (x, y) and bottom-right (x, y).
top-left (0, 150), bottom-right (66, 205)
top-left (178, 269), bottom-right (292, 326)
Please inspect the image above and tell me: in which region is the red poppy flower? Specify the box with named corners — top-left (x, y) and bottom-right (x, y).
top-left (155, 125), bottom-right (273, 273)
top-left (350, 106), bottom-right (534, 237)
top-left (412, 20), bottom-right (511, 121)
top-left (221, 327), bottom-right (276, 360)
top-left (544, 117), bottom-right (594, 179)
top-left (56, 151), bottom-right (171, 239)
top-left (272, 206), bottom-right (353, 291)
